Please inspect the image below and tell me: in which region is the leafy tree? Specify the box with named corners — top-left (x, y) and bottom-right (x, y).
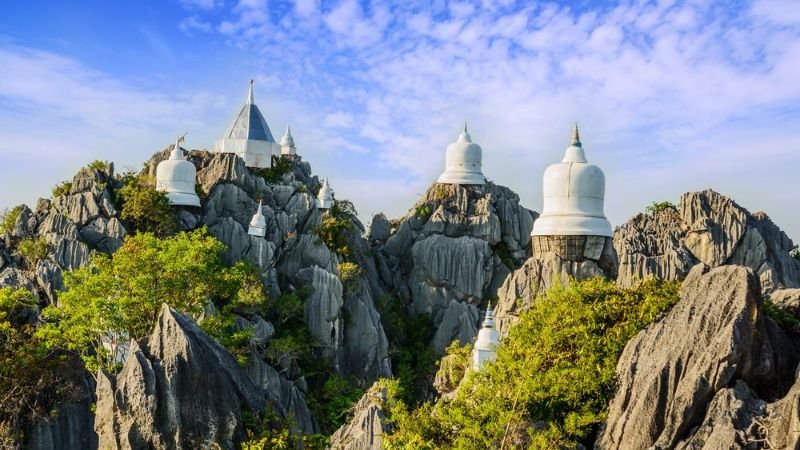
top-left (385, 277), bottom-right (681, 450)
top-left (37, 229), bottom-right (250, 374)
top-left (117, 175), bottom-right (177, 237)
top-left (241, 407), bottom-right (329, 450)
top-left (15, 238), bottom-right (49, 268)
top-left (0, 206), bottom-right (23, 235)
top-left (0, 288), bottom-right (81, 442)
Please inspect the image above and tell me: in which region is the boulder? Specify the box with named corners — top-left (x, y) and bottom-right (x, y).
top-left (597, 265), bottom-right (798, 449)
top-left (79, 217), bottom-right (126, 253)
top-left (330, 383), bottom-right (394, 450)
top-left (95, 305), bottom-right (268, 450)
top-left (53, 238), bottom-right (90, 271)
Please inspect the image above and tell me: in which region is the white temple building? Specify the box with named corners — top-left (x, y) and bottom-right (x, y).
top-left (472, 306), bottom-right (499, 371)
top-left (214, 79), bottom-right (281, 168)
top-left (248, 201), bottom-right (267, 238)
top-left (155, 138), bottom-right (201, 207)
top-left (316, 178), bottom-right (334, 210)
top-left (530, 124), bottom-right (613, 262)
top-left (437, 123), bottom-right (486, 185)
top-left (280, 126), bottom-right (297, 157)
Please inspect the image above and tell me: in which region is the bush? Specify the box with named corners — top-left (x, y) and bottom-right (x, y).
top-left (645, 201), bottom-right (677, 214)
top-left (117, 176), bottom-right (177, 236)
top-left (415, 204), bottom-right (432, 221)
top-left (254, 156), bottom-right (293, 184)
top-left (492, 241), bottom-right (519, 271)
top-left (86, 160), bottom-right (108, 171)
top-left (385, 277), bottom-right (681, 449)
top-left (791, 245), bottom-right (800, 263)
top-left (337, 262), bottom-right (362, 293)
top-left (15, 238), bottom-right (48, 268)
top-left (0, 205), bottom-right (23, 235)
top-left (313, 201), bottom-right (356, 258)
top-left (51, 181), bottom-right (73, 198)
top-left (241, 407), bottom-right (329, 450)
top-left (763, 300), bottom-right (800, 331)
top-left (37, 229), bottom-right (252, 375)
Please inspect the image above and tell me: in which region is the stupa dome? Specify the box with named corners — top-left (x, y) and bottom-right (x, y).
top-left (531, 125), bottom-right (612, 237)
top-left (280, 126), bottom-right (296, 156)
top-left (155, 138), bottom-right (201, 207)
top-left (472, 306), bottom-right (500, 371)
top-left (214, 79), bottom-right (280, 168)
top-left (316, 178), bottom-right (334, 210)
top-left (437, 123), bottom-right (485, 185)
top-left (248, 201), bottom-right (267, 237)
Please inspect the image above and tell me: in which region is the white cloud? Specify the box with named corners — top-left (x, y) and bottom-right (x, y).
top-left (180, 16), bottom-right (214, 34)
top-left (179, 0), bottom-right (223, 10)
top-left (323, 111), bottom-right (354, 128)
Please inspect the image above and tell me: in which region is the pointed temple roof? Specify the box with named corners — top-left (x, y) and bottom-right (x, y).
top-left (222, 79), bottom-right (275, 142)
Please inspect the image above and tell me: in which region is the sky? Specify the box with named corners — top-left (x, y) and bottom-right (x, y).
top-left (0, 0), bottom-right (799, 242)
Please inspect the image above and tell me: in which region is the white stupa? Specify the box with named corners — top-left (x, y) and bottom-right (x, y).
top-left (214, 79), bottom-right (280, 168)
top-left (437, 123), bottom-right (485, 185)
top-left (530, 124), bottom-right (613, 261)
top-left (155, 138), bottom-right (201, 207)
top-left (316, 178), bottom-right (334, 210)
top-left (248, 201), bottom-right (267, 237)
top-left (280, 126), bottom-right (296, 156)
top-left (472, 306), bottom-right (499, 371)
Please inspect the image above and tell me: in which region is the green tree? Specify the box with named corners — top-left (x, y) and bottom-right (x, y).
top-left (15, 237), bottom-right (49, 268)
top-left (385, 277), bottom-right (681, 450)
top-left (645, 201), bottom-right (678, 214)
top-left (117, 176), bottom-right (177, 236)
top-left (0, 205), bottom-right (23, 235)
top-left (37, 229), bottom-right (250, 374)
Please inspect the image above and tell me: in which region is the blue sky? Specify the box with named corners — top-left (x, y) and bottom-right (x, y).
top-left (1, 0), bottom-right (799, 241)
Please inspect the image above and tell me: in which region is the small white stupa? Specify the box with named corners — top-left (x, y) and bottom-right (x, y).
top-left (472, 306), bottom-right (500, 371)
top-left (316, 178), bottom-right (334, 210)
top-left (248, 201), bottom-right (267, 237)
top-left (214, 79), bottom-right (280, 168)
top-left (155, 137), bottom-right (201, 207)
top-left (530, 124), bottom-right (613, 261)
top-left (280, 126), bottom-right (296, 156)
top-left (437, 123), bottom-right (485, 185)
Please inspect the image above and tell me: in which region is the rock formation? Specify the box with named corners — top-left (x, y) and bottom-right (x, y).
top-left (374, 182), bottom-right (535, 353)
top-left (615, 190), bottom-right (800, 295)
top-left (597, 264), bottom-right (799, 449)
top-left (95, 305), bottom-right (268, 449)
top-left (329, 383), bottom-right (394, 450)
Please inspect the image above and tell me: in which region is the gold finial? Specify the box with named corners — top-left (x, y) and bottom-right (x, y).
top-left (571, 123), bottom-right (581, 147)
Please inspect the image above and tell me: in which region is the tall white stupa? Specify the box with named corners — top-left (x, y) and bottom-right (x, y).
top-left (155, 137), bottom-right (201, 207)
top-left (437, 123), bottom-right (485, 185)
top-left (472, 306), bottom-right (499, 371)
top-left (316, 178), bottom-right (334, 210)
top-left (530, 124), bottom-right (613, 262)
top-left (280, 126), bottom-right (297, 157)
top-left (248, 201), bottom-right (267, 237)
top-left (214, 79), bottom-right (280, 168)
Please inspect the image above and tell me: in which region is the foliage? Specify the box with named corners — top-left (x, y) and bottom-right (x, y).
top-left (377, 293), bottom-right (438, 405)
top-left (316, 376), bottom-right (365, 431)
top-left (37, 229), bottom-right (252, 375)
top-left (645, 201), bottom-right (678, 215)
top-left (437, 341), bottom-right (473, 392)
top-left (0, 288), bottom-right (81, 441)
top-left (254, 156), bottom-right (293, 184)
top-left (415, 203), bottom-right (432, 221)
top-left (117, 175), bottom-right (177, 237)
top-left (51, 181), bottom-right (73, 198)
top-left (15, 238), bottom-right (49, 268)
top-left (493, 241), bottom-right (519, 271)
top-left (791, 245), bottom-right (800, 263)
top-left (762, 300), bottom-right (800, 331)
top-left (385, 277), bottom-right (681, 449)
top-left (337, 262), bottom-right (362, 293)
top-left (432, 185), bottom-right (449, 201)
top-left (241, 407), bottom-right (329, 450)
top-left (313, 200), bottom-right (357, 258)
top-left (0, 205), bottom-right (23, 235)
top-left (86, 160), bottom-right (109, 171)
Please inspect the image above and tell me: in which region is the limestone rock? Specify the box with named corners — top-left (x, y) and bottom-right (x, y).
top-left (597, 265), bottom-right (798, 449)
top-left (771, 288), bottom-right (800, 316)
top-left (330, 383), bottom-right (393, 450)
top-left (53, 191), bottom-right (102, 226)
top-left (765, 366), bottom-right (800, 449)
top-left (79, 217), bottom-right (126, 253)
top-left (53, 238), bottom-right (90, 271)
top-left (95, 305), bottom-right (268, 450)
top-left (203, 183), bottom-right (257, 228)
top-left (26, 378), bottom-right (97, 450)
top-left (368, 214), bottom-right (391, 243)
top-left (430, 300), bottom-right (479, 354)
top-left (615, 190), bottom-right (800, 295)
top-left (36, 259), bottom-right (64, 305)
top-left (245, 355), bottom-right (318, 435)
top-left (37, 212), bottom-right (79, 244)
top-left (297, 266), bottom-right (344, 369)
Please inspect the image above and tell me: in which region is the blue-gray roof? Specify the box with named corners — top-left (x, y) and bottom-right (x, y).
top-left (223, 103), bottom-right (275, 142)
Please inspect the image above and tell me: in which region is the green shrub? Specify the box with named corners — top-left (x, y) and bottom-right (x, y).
top-left (415, 204), bottom-right (432, 221)
top-left (241, 407), bottom-right (329, 450)
top-left (385, 277), bottom-right (681, 449)
top-left (791, 245), bottom-right (800, 263)
top-left (254, 156), bottom-right (293, 184)
top-left (15, 238), bottom-right (48, 268)
top-left (492, 241), bottom-right (519, 271)
top-left (117, 176), bottom-right (177, 236)
top-left (645, 201), bottom-right (678, 214)
top-left (37, 229), bottom-right (252, 375)
top-left (338, 262), bottom-right (362, 293)
top-left (0, 206), bottom-right (23, 235)
top-left (313, 201), bottom-right (356, 258)
top-left (51, 181), bottom-right (73, 198)
top-left (763, 300), bottom-right (800, 331)
top-left (86, 160), bottom-right (108, 171)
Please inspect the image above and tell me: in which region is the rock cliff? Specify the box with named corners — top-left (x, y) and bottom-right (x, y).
top-left (615, 190), bottom-right (800, 295)
top-left (373, 182), bottom-right (535, 352)
top-left (329, 383), bottom-right (394, 450)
